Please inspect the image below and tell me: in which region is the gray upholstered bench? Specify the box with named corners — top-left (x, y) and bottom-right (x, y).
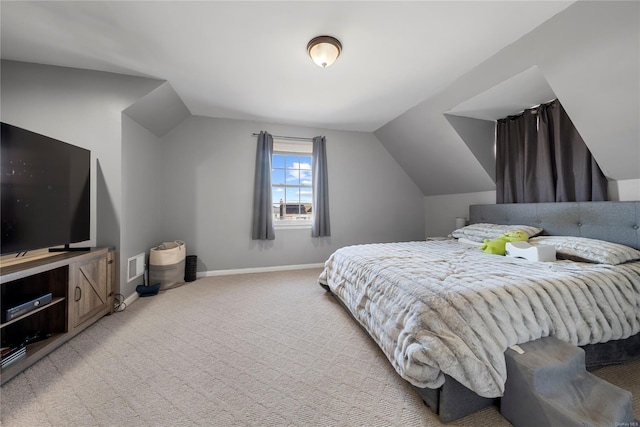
top-left (500, 336), bottom-right (635, 427)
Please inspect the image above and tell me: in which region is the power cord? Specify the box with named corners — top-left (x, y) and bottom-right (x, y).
top-left (113, 293), bottom-right (126, 312)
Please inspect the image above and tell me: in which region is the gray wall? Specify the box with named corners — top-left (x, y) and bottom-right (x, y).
top-left (120, 82), bottom-right (190, 298)
top-left (159, 116), bottom-right (425, 272)
top-left (0, 60), bottom-right (163, 248)
top-left (0, 59), bottom-right (424, 297)
top-left (120, 116), bottom-right (164, 297)
top-left (1, 60), bottom-right (164, 295)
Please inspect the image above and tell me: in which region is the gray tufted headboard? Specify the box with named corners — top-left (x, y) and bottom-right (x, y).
top-left (469, 201), bottom-right (640, 250)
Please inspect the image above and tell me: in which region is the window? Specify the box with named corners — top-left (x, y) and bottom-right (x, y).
top-left (271, 140), bottom-right (312, 225)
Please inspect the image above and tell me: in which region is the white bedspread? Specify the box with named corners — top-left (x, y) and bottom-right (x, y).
top-left (318, 239), bottom-right (640, 398)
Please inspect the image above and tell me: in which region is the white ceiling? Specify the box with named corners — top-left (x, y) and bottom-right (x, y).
top-left (0, 1), bottom-right (575, 132)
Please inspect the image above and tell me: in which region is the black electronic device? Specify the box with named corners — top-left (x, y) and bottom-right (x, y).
top-left (2, 292), bottom-right (53, 322)
top-left (0, 122), bottom-right (91, 255)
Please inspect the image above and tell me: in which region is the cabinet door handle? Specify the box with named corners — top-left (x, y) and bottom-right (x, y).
top-left (75, 286), bottom-right (82, 302)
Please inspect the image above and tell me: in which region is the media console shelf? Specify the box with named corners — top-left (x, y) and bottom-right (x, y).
top-left (0, 247), bottom-right (114, 385)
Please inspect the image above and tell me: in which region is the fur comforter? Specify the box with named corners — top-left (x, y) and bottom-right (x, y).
top-left (318, 239), bottom-right (640, 398)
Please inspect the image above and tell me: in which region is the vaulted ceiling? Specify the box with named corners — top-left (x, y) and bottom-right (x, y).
top-left (2, 1), bottom-right (638, 196)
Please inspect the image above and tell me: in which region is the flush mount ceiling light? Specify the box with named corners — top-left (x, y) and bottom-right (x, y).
top-left (307, 35), bottom-right (342, 68)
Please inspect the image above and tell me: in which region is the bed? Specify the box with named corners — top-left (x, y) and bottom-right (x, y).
top-left (319, 201), bottom-right (640, 422)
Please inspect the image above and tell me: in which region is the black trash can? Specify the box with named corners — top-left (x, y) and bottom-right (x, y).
top-left (185, 255), bottom-right (198, 282)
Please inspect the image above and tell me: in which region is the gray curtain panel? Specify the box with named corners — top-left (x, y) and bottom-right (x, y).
top-left (251, 131), bottom-right (275, 240)
top-left (496, 99), bottom-right (607, 203)
top-left (496, 112), bottom-right (525, 203)
top-left (540, 100), bottom-right (608, 202)
top-left (312, 136), bottom-right (331, 237)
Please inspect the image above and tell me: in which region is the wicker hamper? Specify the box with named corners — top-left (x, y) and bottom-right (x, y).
top-left (149, 240), bottom-right (186, 290)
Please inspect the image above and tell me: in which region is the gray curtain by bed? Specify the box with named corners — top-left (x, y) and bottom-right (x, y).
top-left (251, 131), bottom-right (275, 240)
top-left (312, 136), bottom-right (331, 237)
top-left (496, 99), bottom-right (608, 203)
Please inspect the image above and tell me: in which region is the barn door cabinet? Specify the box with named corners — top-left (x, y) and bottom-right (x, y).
top-left (0, 247), bottom-right (114, 385)
top-left (70, 251), bottom-right (109, 330)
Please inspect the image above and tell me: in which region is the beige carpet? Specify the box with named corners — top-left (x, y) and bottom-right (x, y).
top-left (1, 268), bottom-right (638, 426)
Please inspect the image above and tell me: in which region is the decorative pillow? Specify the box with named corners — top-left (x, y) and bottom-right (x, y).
top-left (451, 223), bottom-right (543, 243)
top-left (529, 236), bottom-right (640, 265)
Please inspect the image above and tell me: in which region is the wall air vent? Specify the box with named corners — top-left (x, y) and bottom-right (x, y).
top-left (127, 253), bottom-right (145, 282)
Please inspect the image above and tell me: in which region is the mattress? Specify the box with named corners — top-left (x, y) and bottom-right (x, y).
top-left (318, 239), bottom-right (640, 398)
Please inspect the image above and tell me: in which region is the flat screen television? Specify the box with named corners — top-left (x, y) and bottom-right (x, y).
top-left (1, 122), bottom-right (90, 255)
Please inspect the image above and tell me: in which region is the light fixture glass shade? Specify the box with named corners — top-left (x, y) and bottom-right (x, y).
top-left (307, 36), bottom-right (342, 68)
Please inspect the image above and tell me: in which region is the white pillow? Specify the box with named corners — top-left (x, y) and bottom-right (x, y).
top-left (456, 237), bottom-right (482, 246)
top-left (529, 236), bottom-right (640, 265)
top-left (451, 223), bottom-right (543, 243)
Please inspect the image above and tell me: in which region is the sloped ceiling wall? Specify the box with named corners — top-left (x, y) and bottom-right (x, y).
top-left (375, 1), bottom-right (639, 196)
top-left (123, 82), bottom-right (191, 138)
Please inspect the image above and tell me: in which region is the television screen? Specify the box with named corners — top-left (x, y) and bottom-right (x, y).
top-left (1, 123), bottom-right (90, 255)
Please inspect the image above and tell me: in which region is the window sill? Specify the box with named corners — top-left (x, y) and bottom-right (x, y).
top-left (274, 220), bottom-right (312, 230)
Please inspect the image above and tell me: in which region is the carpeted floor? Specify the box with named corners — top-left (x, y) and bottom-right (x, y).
top-left (1, 268), bottom-right (638, 426)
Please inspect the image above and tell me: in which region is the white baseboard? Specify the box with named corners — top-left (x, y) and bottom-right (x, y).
top-left (198, 263), bottom-right (325, 277)
top-left (122, 263), bottom-right (324, 307)
top-left (122, 291), bottom-right (139, 309)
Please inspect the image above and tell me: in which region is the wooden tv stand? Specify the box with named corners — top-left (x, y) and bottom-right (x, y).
top-left (0, 247), bottom-right (115, 385)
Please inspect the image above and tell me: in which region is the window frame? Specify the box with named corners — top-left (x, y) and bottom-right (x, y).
top-left (271, 140), bottom-right (313, 229)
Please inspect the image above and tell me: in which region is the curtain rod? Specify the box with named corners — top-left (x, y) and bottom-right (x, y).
top-left (251, 133), bottom-right (314, 142)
